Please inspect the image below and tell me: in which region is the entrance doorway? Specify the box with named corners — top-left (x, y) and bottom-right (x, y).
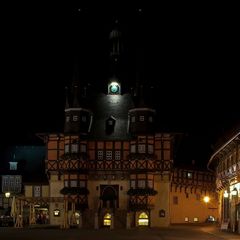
top-left (138, 212), bottom-right (149, 226)
top-left (103, 213), bottom-right (111, 226)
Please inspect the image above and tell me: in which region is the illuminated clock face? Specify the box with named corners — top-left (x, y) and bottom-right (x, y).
top-left (110, 84), bottom-right (119, 93)
top-left (109, 81), bottom-right (120, 94)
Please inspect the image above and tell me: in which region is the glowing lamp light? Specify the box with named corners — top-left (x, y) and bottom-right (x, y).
top-left (223, 191), bottom-right (229, 198)
top-left (5, 192), bottom-right (11, 198)
top-left (203, 196), bottom-right (210, 203)
top-left (53, 209), bottom-right (60, 216)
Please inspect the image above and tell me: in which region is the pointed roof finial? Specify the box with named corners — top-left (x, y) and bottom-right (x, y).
top-left (65, 86), bottom-right (70, 109)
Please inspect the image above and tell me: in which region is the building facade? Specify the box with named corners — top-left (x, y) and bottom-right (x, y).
top-left (34, 25), bottom-right (218, 229)
top-left (208, 130), bottom-right (240, 234)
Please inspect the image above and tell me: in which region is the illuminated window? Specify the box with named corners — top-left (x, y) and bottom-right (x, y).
top-left (185, 217), bottom-right (189, 222)
top-left (103, 213), bottom-right (111, 226)
top-left (193, 217), bottom-right (199, 222)
top-left (187, 172), bottom-right (193, 178)
top-left (138, 212), bottom-right (149, 226)
top-left (9, 162), bottom-right (18, 170)
top-left (53, 209), bottom-right (60, 217)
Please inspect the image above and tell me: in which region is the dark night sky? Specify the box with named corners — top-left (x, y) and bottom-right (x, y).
top-left (1, 5), bottom-right (239, 168)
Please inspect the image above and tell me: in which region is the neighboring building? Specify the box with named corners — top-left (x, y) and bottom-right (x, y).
top-left (0, 145), bottom-right (46, 226)
top-left (208, 130), bottom-right (240, 234)
top-left (170, 167), bottom-right (217, 224)
top-left (35, 24), bottom-right (218, 229)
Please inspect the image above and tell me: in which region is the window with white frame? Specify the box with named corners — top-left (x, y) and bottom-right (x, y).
top-left (130, 180), bottom-right (136, 189)
top-left (138, 180), bottom-right (146, 188)
top-left (106, 151), bottom-right (112, 160)
top-left (130, 145), bottom-right (136, 153)
top-left (9, 162), bottom-right (18, 171)
top-left (65, 144), bottom-right (69, 153)
top-left (148, 145), bottom-right (154, 154)
top-left (70, 180), bottom-right (77, 187)
top-left (138, 144), bottom-right (146, 153)
top-left (97, 150), bottom-right (104, 160)
top-left (71, 143), bottom-right (78, 153)
top-left (33, 186), bottom-right (41, 197)
top-left (115, 151), bottom-right (121, 160)
top-left (73, 115), bottom-right (78, 121)
top-left (64, 180), bottom-right (69, 187)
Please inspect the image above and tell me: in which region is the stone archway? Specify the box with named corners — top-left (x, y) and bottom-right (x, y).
top-left (101, 185), bottom-right (118, 209)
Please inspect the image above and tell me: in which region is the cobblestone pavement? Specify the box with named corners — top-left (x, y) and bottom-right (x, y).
top-left (0, 225), bottom-right (239, 240)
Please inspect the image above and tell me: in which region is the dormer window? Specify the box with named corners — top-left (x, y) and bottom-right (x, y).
top-left (9, 162), bottom-right (18, 171)
top-left (106, 116), bottom-right (116, 134)
top-left (73, 116), bottom-right (78, 121)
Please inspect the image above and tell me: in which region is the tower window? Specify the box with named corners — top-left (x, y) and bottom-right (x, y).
top-left (149, 116), bottom-right (153, 122)
top-left (131, 116), bottom-right (135, 122)
top-left (139, 116), bottom-right (145, 121)
top-left (73, 116), bottom-right (78, 121)
top-left (9, 162), bottom-right (18, 171)
top-left (81, 116), bottom-right (87, 122)
top-left (66, 116), bottom-right (70, 122)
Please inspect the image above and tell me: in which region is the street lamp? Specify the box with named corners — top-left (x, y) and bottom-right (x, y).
top-left (223, 191), bottom-right (229, 198)
top-left (203, 196), bottom-right (210, 203)
top-left (5, 192), bottom-right (11, 198)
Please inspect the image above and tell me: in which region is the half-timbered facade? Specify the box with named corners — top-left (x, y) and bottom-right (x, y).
top-left (36, 25), bottom-right (218, 229)
top-left (208, 130), bottom-right (240, 234)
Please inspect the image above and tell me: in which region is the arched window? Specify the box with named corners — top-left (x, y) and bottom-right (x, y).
top-left (103, 213), bottom-right (111, 226)
top-left (138, 212), bottom-right (149, 226)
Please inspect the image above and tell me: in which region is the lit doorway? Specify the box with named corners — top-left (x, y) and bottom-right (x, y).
top-left (138, 212), bottom-right (149, 226)
top-left (103, 213), bottom-right (111, 227)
